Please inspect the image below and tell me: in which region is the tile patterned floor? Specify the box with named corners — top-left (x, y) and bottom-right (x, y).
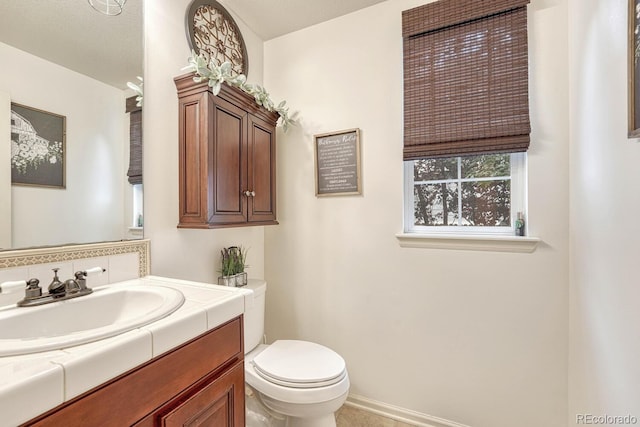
top-left (336, 405), bottom-right (417, 427)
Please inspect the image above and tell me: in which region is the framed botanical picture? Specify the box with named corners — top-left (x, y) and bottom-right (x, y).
top-left (629, 0), bottom-right (640, 137)
top-left (10, 103), bottom-right (66, 188)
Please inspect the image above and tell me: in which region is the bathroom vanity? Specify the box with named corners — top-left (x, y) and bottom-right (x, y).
top-left (27, 318), bottom-right (244, 427)
top-left (0, 276), bottom-right (251, 427)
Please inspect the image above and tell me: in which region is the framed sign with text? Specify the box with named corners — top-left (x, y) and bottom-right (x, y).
top-left (314, 128), bottom-right (361, 196)
top-left (630, 0), bottom-right (640, 136)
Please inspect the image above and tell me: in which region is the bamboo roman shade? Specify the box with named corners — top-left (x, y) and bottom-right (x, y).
top-left (126, 96), bottom-right (143, 185)
top-left (402, 0), bottom-right (531, 160)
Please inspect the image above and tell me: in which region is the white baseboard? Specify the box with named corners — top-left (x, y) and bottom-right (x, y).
top-left (345, 394), bottom-right (472, 427)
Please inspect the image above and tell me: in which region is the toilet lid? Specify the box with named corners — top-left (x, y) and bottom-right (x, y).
top-left (252, 340), bottom-right (346, 388)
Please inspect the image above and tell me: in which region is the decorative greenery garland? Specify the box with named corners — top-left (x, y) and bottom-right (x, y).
top-left (126, 76), bottom-right (143, 107)
top-left (184, 50), bottom-right (295, 131)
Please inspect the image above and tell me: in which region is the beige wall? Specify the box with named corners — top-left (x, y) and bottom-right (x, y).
top-left (143, 0), bottom-right (267, 282)
top-left (263, 1), bottom-right (569, 426)
top-left (569, 0), bottom-right (640, 423)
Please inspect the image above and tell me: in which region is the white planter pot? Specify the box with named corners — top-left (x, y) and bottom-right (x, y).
top-left (218, 272), bottom-right (248, 287)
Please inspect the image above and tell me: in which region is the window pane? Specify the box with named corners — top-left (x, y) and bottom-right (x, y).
top-left (461, 154), bottom-right (510, 179)
top-left (414, 158), bottom-right (457, 181)
top-left (414, 183), bottom-right (458, 226)
top-left (461, 180), bottom-right (511, 226)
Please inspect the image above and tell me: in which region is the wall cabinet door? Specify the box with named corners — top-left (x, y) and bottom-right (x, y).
top-left (247, 115), bottom-right (276, 223)
top-left (178, 89), bottom-right (212, 227)
top-left (209, 96), bottom-right (248, 225)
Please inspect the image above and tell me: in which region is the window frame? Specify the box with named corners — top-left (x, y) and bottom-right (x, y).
top-left (403, 152), bottom-right (526, 236)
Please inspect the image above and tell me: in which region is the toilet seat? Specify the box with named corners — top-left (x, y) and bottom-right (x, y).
top-left (245, 343), bottom-right (350, 405)
top-left (252, 340), bottom-right (346, 388)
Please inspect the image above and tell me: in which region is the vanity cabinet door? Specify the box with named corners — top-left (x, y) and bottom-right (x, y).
top-left (161, 360), bottom-right (245, 427)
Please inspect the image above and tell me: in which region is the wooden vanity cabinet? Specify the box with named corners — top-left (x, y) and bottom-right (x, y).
top-left (24, 317), bottom-right (245, 427)
top-left (175, 73), bottom-right (278, 229)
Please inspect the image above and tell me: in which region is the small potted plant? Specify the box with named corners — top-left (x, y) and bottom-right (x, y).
top-left (218, 246), bottom-right (248, 287)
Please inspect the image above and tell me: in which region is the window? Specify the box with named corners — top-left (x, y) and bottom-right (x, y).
top-left (401, 0), bottom-right (531, 236)
top-left (132, 183), bottom-right (143, 228)
top-left (126, 97), bottom-right (142, 185)
top-left (404, 153), bottom-right (525, 235)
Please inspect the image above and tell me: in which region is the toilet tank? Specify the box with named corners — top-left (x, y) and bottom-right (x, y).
top-left (244, 280), bottom-right (266, 353)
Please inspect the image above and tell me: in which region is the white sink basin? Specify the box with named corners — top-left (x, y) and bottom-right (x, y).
top-left (0, 285), bottom-right (185, 356)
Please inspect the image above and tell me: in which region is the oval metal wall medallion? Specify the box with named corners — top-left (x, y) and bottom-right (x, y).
top-left (186, 0), bottom-right (249, 76)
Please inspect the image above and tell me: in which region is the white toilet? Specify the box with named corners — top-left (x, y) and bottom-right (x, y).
top-left (244, 280), bottom-right (350, 427)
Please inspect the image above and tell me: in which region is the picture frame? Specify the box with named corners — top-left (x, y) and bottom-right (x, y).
top-left (629, 0), bottom-right (640, 137)
top-left (314, 128), bottom-right (361, 197)
top-left (10, 103), bottom-right (66, 188)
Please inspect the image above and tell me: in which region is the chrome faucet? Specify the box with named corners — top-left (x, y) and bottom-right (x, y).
top-left (16, 268), bottom-right (105, 307)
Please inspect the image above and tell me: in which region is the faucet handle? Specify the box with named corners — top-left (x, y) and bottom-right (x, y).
top-left (64, 279), bottom-right (81, 294)
top-left (0, 280), bottom-right (27, 294)
top-left (75, 267), bottom-right (106, 279)
top-left (25, 279), bottom-right (42, 298)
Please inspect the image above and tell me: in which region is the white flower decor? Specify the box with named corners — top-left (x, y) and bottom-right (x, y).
top-left (11, 137), bottom-right (62, 174)
top-left (183, 50), bottom-right (295, 131)
top-left (127, 76), bottom-right (143, 107)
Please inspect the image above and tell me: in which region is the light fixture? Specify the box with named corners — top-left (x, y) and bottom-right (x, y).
top-left (88, 0), bottom-right (127, 16)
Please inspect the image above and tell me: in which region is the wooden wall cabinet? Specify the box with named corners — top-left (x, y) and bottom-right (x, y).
top-left (175, 73), bottom-right (278, 229)
top-left (24, 317), bottom-right (245, 427)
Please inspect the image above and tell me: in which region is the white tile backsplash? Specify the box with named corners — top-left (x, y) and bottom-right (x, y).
top-left (0, 252), bottom-right (140, 307)
top-left (108, 253), bottom-right (140, 283)
top-left (0, 244), bottom-right (144, 309)
top-left (0, 267), bottom-right (28, 283)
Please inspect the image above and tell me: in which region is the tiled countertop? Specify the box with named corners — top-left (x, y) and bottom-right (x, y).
top-left (0, 276), bottom-right (252, 427)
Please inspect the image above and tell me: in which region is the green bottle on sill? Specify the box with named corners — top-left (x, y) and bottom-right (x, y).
top-left (515, 212), bottom-right (525, 236)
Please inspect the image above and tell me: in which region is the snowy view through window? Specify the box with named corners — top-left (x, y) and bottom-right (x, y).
top-left (412, 154), bottom-right (512, 227)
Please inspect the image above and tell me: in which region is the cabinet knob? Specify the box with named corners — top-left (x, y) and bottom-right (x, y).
top-left (244, 190), bottom-right (256, 197)
top-left (250, 191), bottom-right (256, 197)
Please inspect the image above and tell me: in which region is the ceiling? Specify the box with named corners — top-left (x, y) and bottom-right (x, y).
top-left (219, 0), bottom-right (388, 41)
top-left (0, 0), bottom-right (143, 90)
top-left (0, 0), bottom-right (386, 89)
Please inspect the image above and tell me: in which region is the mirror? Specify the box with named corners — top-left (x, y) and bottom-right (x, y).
top-left (0, 0), bottom-right (143, 250)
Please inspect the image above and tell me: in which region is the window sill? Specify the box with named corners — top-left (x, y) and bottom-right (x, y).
top-left (395, 233), bottom-right (540, 253)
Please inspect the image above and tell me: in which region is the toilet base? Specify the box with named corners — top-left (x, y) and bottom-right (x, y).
top-left (285, 413), bottom-right (336, 427)
top-left (256, 389), bottom-right (347, 427)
